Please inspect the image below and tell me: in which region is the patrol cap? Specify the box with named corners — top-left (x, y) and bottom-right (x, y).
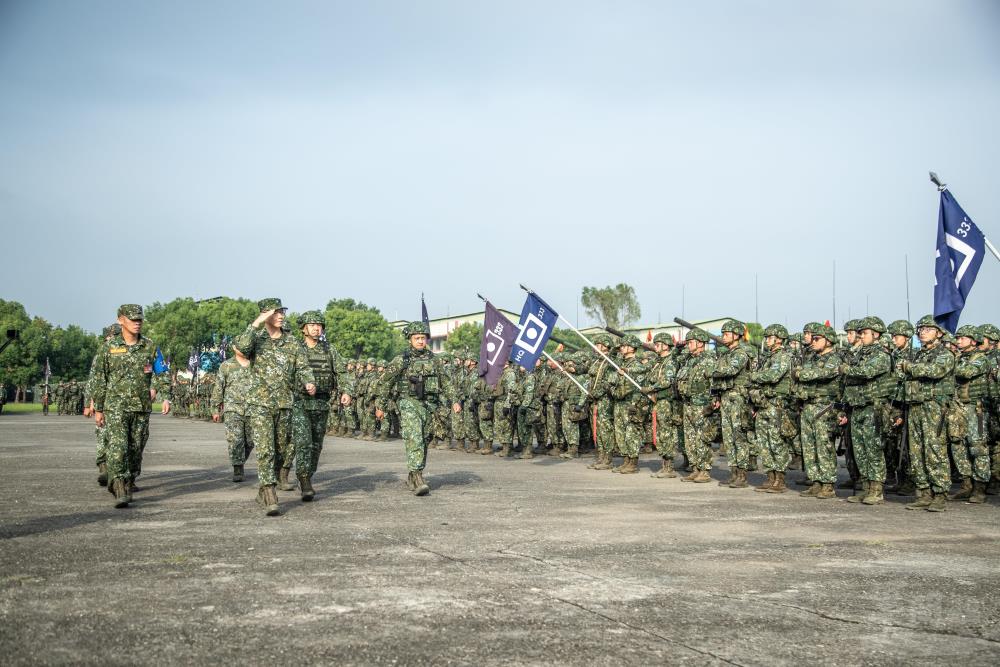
top-left (763, 324), bottom-right (789, 340)
top-left (955, 325), bottom-right (983, 343)
top-left (887, 320), bottom-right (914, 337)
top-left (257, 298), bottom-right (286, 312)
top-left (915, 315), bottom-right (944, 332)
top-left (859, 316), bottom-right (886, 334)
top-left (117, 304), bottom-right (143, 320)
top-left (978, 324), bottom-right (1000, 342)
top-left (685, 329), bottom-right (710, 343)
top-left (299, 310), bottom-right (326, 327)
top-left (721, 320), bottom-right (745, 335)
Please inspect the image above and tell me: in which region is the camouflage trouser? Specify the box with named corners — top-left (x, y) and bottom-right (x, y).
top-left (988, 402), bottom-right (1000, 481)
top-left (494, 404), bottom-right (516, 444)
top-left (450, 406), bottom-right (465, 441)
top-left (292, 405), bottom-right (329, 477)
top-left (104, 410), bottom-right (150, 484)
top-left (246, 406), bottom-right (292, 488)
top-left (800, 401), bottom-right (839, 484)
top-left (681, 403), bottom-right (713, 470)
top-left (594, 397), bottom-right (615, 455)
top-left (337, 403), bottom-right (357, 433)
top-left (720, 391), bottom-right (751, 470)
top-left (433, 404), bottom-right (451, 442)
top-left (517, 406), bottom-right (541, 448)
top-left (546, 403), bottom-right (565, 446)
top-left (612, 400), bottom-right (643, 457)
top-left (850, 403), bottom-right (886, 483)
top-left (359, 399), bottom-right (375, 435)
top-left (879, 402), bottom-right (907, 484)
top-left (399, 397), bottom-right (432, 472)
top-left (463, 404), bottom-right (480, 444)
top-left (949, 400), bottom-right (990, 483)
top-left (653, 399), bottom-right (679, 460)
top-left (224, 412), bottom-right (253, 465)
top-left (907, 401), bottom-right (950, 493)
top-left (478, 402), bottom-right (494, 444)
top-left (94, 423), bottom-right (108, 466)
top-left (561, 411), bottom-right (583, 448)
top-left (755, 402), bottom-right (791, 472)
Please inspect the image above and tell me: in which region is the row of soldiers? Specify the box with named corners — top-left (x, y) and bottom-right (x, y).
top-left (50, 379), bottom-right (86, 415)
top-left (321, 315), bottom-right (999, 513)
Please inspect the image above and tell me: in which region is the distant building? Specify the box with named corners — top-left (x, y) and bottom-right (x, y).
top-left (394, 312), bottom-right (738, 351)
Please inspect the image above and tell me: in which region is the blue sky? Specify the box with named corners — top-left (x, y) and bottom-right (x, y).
top-left (2, 0), bottom-right (998, 332)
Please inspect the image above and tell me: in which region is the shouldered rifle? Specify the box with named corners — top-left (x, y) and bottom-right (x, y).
top-left (673, 318), bottom-right (727, 348)
top-left (604, 325), bottom-right (657, 353)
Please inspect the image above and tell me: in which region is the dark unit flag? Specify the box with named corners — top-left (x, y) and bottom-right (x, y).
top-left (479, 301), bottom-right (517, 386)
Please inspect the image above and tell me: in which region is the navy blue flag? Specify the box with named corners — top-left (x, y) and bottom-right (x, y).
top-left (934, 190), bottom-right (986, 333)
top-left (153, 347), bottom-right (168, 374)
top-left (187, 349), bottom-right (200, 374)
top-left (421, 293), bottom-right (430, 328)
top-left (479, 301), bottom-right (518, 385)
top-left (511, 291), bottom-right (558, 370)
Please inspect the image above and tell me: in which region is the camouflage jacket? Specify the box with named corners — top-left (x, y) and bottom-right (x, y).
top-left (375, 347), bottom-right (452, 410)
top-left (233, 324), bottom-right (314, 410)
top-left (750, 346), bottom-right (793, 399)
top-left (211, 358), bottom-right (255, 415)
top-left (903, 341), bottom-right (955, 404)
top-left (677, 350), bottom-right (715, 406)
top-left (711, 342), bottom-right (755, 393)
top-left (297, 340), bottom-right (339, 410)
top-left (954, 348), bottom-right (990, 403)
top-left (842, 342), bottom-right (893, 406)
top-left (795, 348), bottom-right (842, 402)
top-left (91, 334), bottom-right (171, 412)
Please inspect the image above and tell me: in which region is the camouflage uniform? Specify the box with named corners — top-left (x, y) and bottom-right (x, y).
top-left (900, 315), bottom-right (956, 511)
top-left (608, 337), bottom-right (649, 474)
top-left (841, 317), bottom-right (893, 504)
top-left (711, 321), bottom-right (756, 485)
top-left (795, 325), bottom-right (842, 496)
top-left (212, 356), bottom-right (255, 473)
top-left (516, 363), bottom-right (542, 457)
top-left (543, 360), bottom-right (566, 454)
top-left (447, 356), bottom-right (467, 448)
top-left (883, 320), bottom-right (915, 492)
top-left (462, 359), bottom-right (481, 452)
top-left (980, 324), bottom-right (1000, 494)
top-left (949, 325), bottom-right (991, 502)
top-left (586, 337), bottom-right (618, 470)
top-left (750, 325), bottom-right (794, 492)
top-left (676, 330), bottom-right (716, 481)
top-left (556, 355), bottom-right (590, 458)
top-left (90, 305), bottom-right (171, 505)
top-left (233, 299), bottom-right (315, 496)
top-left (375, 322), bottom-right (452, 494)
top-left (644, 333), bottom-right (681, 477)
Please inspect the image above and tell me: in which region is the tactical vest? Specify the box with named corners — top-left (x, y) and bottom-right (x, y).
top-left (904, 344), bottom-right (955, 404)
top-left (955, 351), bottom-right (989, 403)
top-left (396, 350), bottom-right (440, 400)
top-left (797, 351), bottom-right (841, 402)
top-left (304, 342), bottom-right (335, 397)
top-left (677, 354), bottom-right (712, 406)
top-left (758, 349), bottom-right (792, 399)
top-left (842, 345), bottom-right (893, 407)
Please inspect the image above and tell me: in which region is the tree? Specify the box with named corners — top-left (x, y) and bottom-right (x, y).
top-left (323, 299), bottom-right (404, 360)
top-left (581, 284), bottom-right (641, 329)
top-left (143, 297), bottom-right (258, 370)
top-left (444, 322), bottom-right (483, 353)
top-left (544, 326), bottom-right (589, 354)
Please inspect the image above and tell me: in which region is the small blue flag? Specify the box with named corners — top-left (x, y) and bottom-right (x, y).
top-left (153, 347), bottom-right (168, 374)
top-left (934, 190), bottom-right (986, 333)
top-left (511, 291), bottom-right (558, 370)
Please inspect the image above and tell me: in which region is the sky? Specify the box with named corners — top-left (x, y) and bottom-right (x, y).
top-left (2, 0), bottom-right (999, 333)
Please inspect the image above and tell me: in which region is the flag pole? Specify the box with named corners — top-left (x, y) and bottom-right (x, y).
top-left (518, 284), bottom-right (646, 394)
top-left (477, 293), bottom-right (589, 396)
top-left (931, 171), bottom-right (1000, 263)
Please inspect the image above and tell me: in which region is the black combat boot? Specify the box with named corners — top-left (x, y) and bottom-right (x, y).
top-left (299, 475), bottom-right (315, 502)
top-left (232, 465), bottom-right (244, 483)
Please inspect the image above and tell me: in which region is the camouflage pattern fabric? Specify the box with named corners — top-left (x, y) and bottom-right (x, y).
top-left (609, 355), bottom-right (649, 458)
top-left (712, 342), bottom-right (755, 470)
top-left (493, 365), bottom-right (519, 445)
top-left (225, 413), bottom-right (253, 465)
top-left (750, 346), bottom-right (793, 473)
top-left (903, 340), bottom-right (955, 493)
top-left (677, 349), bottom-right (716, 471)
top-left (246, 407), bottom-right (292, 486)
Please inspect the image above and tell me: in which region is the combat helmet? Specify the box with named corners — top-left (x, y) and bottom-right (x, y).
top-left (789, 332), bottom-right (803, 344)
top-left (978, 324), bottom-right (1000, 342)
top-left (721, 319), bottom-right (745, 335)
top-left (844, 319), bottom-right (861, 333)
top-left (403, 321), bottom-right (431, 338)
top-left (802, 322), bottom-right (822, 335)
top-left (887, 320), bottom-right (914, 338)
top-left (620, 334), bottom-right (643, 350)
top-left (299, 310), bottom-right (326, 328)
top-left (814, 324), bottom-right (838, 343)
top-left (685, 329), bottom-right (709, 343)
top-left (915, 315), bottom-right (944, 332)
top-left (858, 316), bottom-right (886, 334)
top-left (955, 325), bottom-right (982, 343)
top-left (652, 332), bottom-right (673, 345)
top-left (763, 324), bottom-right (789, 340)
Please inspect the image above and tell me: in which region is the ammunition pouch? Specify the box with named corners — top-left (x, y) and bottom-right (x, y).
top-left (946, 403), bottom-right (968, 442)
top-left (408, 376), bottom-right (425, 401)
top-left (478, 401), bottom-right (494, 421)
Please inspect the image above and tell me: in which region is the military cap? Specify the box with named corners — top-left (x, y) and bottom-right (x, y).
top-left (619, 334), bottom-right (642, 349)
top-left (915, 315), bottom-right (944, 332)
top-left (685, 329), bottom-right (710, 343)
top-left (299, 310), bottom-right (326, 327)
top-left (815, 324), bottom-right (837, 343)
top-left (652, 332), bottom-right (673, 345)
top-left (978, 324), bottom-right (1000, 342)
top-left (117, 304), bottom-right (143, 320)
top-left (366, 357), bottom-right (376, 365)
top-left (403, 320), bottom-right (430, 337)
top-left (802, 322), bottom-right (822, 334)
top-left (101, 325), bottom-right (114, 338)
top-left (257, 297), bottom-right (286, 312)
top-left (763, 324), bottom-right (789, 339)
top-left (955, 325), bottom-right (983, 343)
top-left (887, 320), bottom-right (914, 337)
top-left (721, 320), bottom-right (745, 335)
top-left (859, 316), bottom-right (886, 334)
top-left (844, 319), bottom-right (861, 332)
top-left (376, 359), bottom-right (386, 367)
top-left (789, 332), bottom-right (803, 343)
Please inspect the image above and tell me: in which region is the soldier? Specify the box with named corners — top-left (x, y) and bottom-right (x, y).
top-left (234, 299), bottom-right (316, 516)
top-left (375, 321), bottom-right (459, 496)
top-left (884, 320), bottom-right (915, 495)
top-left (90, 304), bottom-right (172, 507)
top-left (543, 356), bottom-right (567, 456)
top-left (516, 360), bottom-right (543, 458)
top-left (488, 360), bottom-right (518, 458)
top-left (84, 324), bottom-right (121, 486)
top-left (645, 333), bottom-right (680, 478)
top-left (212, 347), bottom-right (255, 482)
top-left (289, 311), bottom-right (346, 501)
top-left (838, 319), bottom-right (864, 491)
top-left (949, 325), bottom-right (990, 504)
top-left (446, 354), bottom-right (466, 450)
top-left (795, 324), bottom-right (841, 499)
top-left (979, 324), bottom-right (1000, 495)
top-left (606, 335), bottom-right (649, 474)
top-left (711, 320), bottom-right (756, 487)
top-left (676, 330), bottom-right (717, 482)
top-left (587, 335), bottom-right (618, 470)
top-left (841, 316), bottom-right (893, 505)
top-left (750, 324), bottom-right (794, 493)
top-left (899, 315), bottom-right (956, 512)
top-left (335, 359), bottom-right (357, 436)
top-left (556, 354), bottom-right (590, 459)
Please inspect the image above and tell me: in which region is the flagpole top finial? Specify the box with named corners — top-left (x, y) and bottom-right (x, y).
top-left (929, 171), bottom-right (947, 192)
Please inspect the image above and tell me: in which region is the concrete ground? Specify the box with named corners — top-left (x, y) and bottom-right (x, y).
top-left (1, 414), bottom-right (999, 666)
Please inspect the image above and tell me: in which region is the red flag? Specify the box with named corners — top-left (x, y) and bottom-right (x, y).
top-left (824, 319), bottom-right (831, 327)
top-left (647, 329), bottom-right (653, 342)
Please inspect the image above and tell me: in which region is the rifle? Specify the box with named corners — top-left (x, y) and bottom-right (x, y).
top-left (673, 318), bottom-right (727, 348)
top-left (604, 325), bottom-right (657, 353)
